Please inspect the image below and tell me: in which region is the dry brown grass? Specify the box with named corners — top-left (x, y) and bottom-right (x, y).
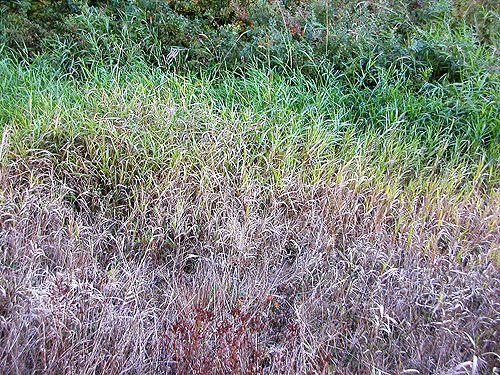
top-left (1, 157), bottom-right (499, 374)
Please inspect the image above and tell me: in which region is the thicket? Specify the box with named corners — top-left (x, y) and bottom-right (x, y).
top-left (1, 0), bottom-right (499, 79)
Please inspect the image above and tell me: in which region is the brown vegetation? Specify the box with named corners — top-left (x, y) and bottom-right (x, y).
top-left (1, 154), bottom-right (499, 374)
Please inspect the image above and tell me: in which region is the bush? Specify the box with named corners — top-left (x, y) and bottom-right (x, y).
top-left (1, 0), bottom-right (498, 81)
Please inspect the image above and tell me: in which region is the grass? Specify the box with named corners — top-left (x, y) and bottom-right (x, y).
top-left (0, 26), bottom-right (500, 374)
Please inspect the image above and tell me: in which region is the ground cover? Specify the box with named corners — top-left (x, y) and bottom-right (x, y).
top-left (0, 0), bottom-right (499, 374)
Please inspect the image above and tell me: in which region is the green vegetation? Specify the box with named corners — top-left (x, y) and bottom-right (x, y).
top-left (0, 0), bottom-right (499, 374)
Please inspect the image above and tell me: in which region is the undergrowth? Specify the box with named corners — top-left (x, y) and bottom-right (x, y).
top-left (0, 0), bottom-right (499, 374)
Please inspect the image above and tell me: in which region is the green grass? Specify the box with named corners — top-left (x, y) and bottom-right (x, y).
top-left (1, 49), bottom-right (498, 194)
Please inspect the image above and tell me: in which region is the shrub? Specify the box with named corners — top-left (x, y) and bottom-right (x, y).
top-left (0, 0), bottom-right (498, 81)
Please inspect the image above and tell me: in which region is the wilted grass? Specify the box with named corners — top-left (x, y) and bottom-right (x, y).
top-left (0, 48), bottom-right (499, 374)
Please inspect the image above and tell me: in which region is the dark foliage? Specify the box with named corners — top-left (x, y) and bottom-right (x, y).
top-left (1, 0), bottom-right (497, 80)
